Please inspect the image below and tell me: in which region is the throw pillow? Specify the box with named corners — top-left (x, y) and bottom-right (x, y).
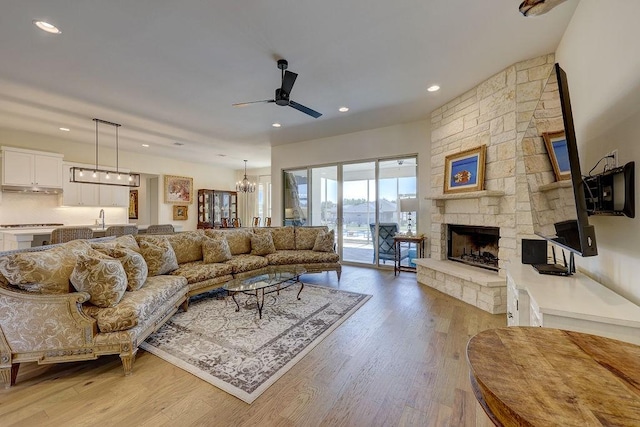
top-left (0, 241), bottom-right (91, 294)
top-left (166, 231), bottom-right (204, 264)
top-left (70, 253), bottom-right (127, 308)
top-left (93, 246), bottom-right (148, 291)
top-left (313, 229), bottom-right (335, 252)
top-left (91, 234), bottom-right (141, 253)
top-left (202, 237), bottom-right (233, 263)
top-left (250, 233), bottom-right (276, 256)
top-left (138, 236), bottom-right (179, 276)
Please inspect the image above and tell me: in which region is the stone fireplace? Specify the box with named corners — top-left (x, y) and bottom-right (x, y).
top-left (415, 53), bottom-right (557, 314)
top-left (448, 225), bottom-right (499, 271)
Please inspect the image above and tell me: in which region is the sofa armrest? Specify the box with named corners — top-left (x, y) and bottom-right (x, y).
top-left (0, 285), bottom-right (97, 359)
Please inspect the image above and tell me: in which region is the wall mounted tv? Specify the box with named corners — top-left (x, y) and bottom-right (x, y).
top-left (523, 63), bottom-right (597, 258)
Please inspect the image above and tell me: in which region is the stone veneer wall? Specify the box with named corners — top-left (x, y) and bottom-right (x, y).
top-left (420, 54), bottom-right (556, 312)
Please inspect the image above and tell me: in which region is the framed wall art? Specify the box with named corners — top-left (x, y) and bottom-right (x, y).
top-left (443, 145), bottom-right (487, 194)
top-left (128, 189), bottom-right (138, 219)
top-left (543, 131), bottom-right (570, 181)
top-left (164, 175), bottom-right (193, 204)
top-left (173, 205), bottom-right (188, 220)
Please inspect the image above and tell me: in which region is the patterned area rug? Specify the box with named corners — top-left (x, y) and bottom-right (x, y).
top-left (140, 283), bottom-right (371, 403)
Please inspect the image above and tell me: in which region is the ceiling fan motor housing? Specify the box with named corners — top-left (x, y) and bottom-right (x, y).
top-left (275, 88), bottom-right (289, 106)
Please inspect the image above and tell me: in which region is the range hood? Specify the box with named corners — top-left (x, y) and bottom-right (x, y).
top-left (1, 185), bottom-right (63, 194)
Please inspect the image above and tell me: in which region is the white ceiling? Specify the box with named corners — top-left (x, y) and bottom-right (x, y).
top-left (0, 0), bottom-right (578, 169)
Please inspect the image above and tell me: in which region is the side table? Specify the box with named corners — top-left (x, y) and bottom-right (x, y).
top-left (393, 235), bottom-right (425, 275)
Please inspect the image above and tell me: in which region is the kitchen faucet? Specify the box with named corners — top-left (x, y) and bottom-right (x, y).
top-left (99, 209), bottom-right (105, 229)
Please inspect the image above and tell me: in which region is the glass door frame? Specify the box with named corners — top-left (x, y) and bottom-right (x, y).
top-left (282, 154), bottom-right (417, 268)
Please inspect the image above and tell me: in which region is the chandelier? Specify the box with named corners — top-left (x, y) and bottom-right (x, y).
top-left (70, 118), bottom-right (141, 187)
top-left (236, 160), bottom-right (256, 193)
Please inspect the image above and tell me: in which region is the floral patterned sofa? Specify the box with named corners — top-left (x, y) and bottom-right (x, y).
top-left (0, 225), bottom-right (339, 388)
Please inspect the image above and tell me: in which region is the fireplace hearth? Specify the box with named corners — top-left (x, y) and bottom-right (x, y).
top-left (447, 225), bottom-right (500, 271)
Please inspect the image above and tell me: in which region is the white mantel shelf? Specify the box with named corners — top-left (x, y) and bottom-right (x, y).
top-left (427, 190), bottom-right (505, 215)
top-left (426, 190), bottom-right (505, 201)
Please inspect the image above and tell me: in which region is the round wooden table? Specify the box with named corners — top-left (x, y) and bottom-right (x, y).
top-left (467, 327), bottom-right (640, 426)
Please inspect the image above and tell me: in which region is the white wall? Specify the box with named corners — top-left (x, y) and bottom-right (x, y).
top-left (0, 129), bottom-right (237, 231)
top-left (556, 0), bottom-right (640, 303)
top-left (271, 120), bottom-right (431, 235)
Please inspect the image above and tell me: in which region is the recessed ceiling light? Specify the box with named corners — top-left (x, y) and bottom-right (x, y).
top-left (272, 123), bottom-right (281, 128)
top-left (427, 85), bottom-right (440, 92)
top-left (59, 127), bottom-right (70, 132)
top-left (33, 20), bottom-right (61, 34)
top-left (142, 144), bottom-right (149, 148)
top-left (338, 106), bottom-right (349, 113)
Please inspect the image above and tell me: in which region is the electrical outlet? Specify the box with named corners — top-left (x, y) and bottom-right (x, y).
top-left (608, 149), bottom-right (619, 168)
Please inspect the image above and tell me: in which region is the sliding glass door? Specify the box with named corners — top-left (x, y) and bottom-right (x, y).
top-left (283, 156), bottom-right (417, 268)
top-left (342, 162), bottom-right (376, 264)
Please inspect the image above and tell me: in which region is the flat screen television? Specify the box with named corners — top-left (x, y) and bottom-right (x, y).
top-left (523, 63), bottom-right (597, 259)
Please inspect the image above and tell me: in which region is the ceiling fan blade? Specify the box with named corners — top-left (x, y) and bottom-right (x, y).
top-left (232, 99), bottom-right (275, 107)
top-left (289, 100), bottom-right (322, 118)
top-left (281, 71), bottom-right (297, 95)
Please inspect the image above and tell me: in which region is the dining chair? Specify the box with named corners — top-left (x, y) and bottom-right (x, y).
top-left (220, 218), bottom-right (230, 228)
top-left (231, 217), bottom-right (241, 228)
top-left (50, 227), bottom-right (94, 244)
top-left (264, 217), bottom-right (272, 227)
top-left (252, 217), bottom-right (261, 227)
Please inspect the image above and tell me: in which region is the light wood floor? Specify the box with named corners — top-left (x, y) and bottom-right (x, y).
top-left (0, 266), bottom-right (504, 427)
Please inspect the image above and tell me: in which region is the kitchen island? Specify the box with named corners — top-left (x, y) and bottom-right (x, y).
top-left (0, 224), bottom-right (181, 250)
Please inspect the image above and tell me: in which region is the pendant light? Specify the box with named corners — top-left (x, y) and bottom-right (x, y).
top-left (70, 118), bottom-right (141, 187)
top-left (236, 160), bottom-right (256, 193)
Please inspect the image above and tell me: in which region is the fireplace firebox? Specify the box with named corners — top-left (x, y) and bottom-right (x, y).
top-left (447, 225), bottom-right (500, 271)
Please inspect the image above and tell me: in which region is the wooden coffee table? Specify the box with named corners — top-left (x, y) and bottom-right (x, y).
top-left (467, 327), bottom-right (640, 426)
top-left (224, 265), bottom-right (306, 319)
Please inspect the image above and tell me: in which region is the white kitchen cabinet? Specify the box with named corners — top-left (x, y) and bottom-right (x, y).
top-left (507, 263), bottom-right (640, 345)
top-left (1, 146), bottom-right (63, 188)
top-left (61, 163), bottom-right (99, 206)
top-left (98, 172), bottom-right (129, 207)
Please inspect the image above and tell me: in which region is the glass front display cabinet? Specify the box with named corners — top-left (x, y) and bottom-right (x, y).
top-left (197, 189), bottom-right (238, 228)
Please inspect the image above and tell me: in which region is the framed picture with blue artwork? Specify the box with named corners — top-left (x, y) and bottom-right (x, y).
top-left (543, 131), bottom-right (570, 181)
top-left (443, 145), bottom-right (486, 194)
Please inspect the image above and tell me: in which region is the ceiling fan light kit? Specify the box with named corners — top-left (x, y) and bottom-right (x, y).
top-left (233, 59), bottom-right (322, 119)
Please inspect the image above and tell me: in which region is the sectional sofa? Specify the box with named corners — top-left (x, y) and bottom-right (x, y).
top-left (0, 225), bottom-right (339, 388)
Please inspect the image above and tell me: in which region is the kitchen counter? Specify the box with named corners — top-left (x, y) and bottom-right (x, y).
top-left (0, 224), bottom-right (181, 251)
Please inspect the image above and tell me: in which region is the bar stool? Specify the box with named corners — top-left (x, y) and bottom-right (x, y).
top-left (50, 227), bottom-right (94, 244)
top-left (105, 225), bottom-right (138, 237)
top-left (146, 224), bottom-right (175, 235)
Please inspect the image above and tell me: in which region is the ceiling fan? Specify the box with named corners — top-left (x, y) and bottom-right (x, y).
top-left (232, 59), bottom-right (322, 119)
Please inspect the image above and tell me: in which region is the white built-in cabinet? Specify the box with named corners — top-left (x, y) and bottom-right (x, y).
top-left (99, 172), bottom-right (129, 207)
top-left (1, 146), bottom-right (63, 188)
top-left (61, 163), bottom-right (99, 206)
top-left (61, 162), bottom-right (128, 207)
top-left (507, 263), bottom-right (640, 345)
